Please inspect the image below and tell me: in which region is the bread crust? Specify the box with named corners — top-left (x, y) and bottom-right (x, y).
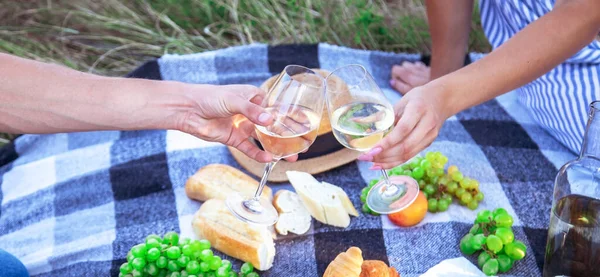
top-left (192, 199), bottom-right (275, 271)
top-left (359, 260), bottom-right (400, 277)
top-left (185, 164), bottom-right (273, 202)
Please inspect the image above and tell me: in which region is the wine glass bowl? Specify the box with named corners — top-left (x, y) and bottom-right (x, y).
top-left (325, 64), bottom-right (419, 214)
top-left (226, 65), bottom-right (326, 225)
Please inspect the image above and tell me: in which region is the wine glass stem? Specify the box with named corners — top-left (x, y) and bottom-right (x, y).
top-left (254, 160), bottom-right (278, 198)
top-left (380, 169), bottom-right (401, 198)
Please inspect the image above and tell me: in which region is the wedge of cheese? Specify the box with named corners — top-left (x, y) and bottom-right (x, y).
top-left (286, 171), bottom-right (358, 228)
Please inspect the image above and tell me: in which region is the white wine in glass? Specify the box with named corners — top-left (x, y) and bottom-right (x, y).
top-left (326, 64), bottom-right (419, 214)
top-left (226, 65), bottom-right (325, 225)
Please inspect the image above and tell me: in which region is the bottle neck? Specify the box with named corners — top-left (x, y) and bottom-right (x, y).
top-left (580, 101), bottom-right (600, 159)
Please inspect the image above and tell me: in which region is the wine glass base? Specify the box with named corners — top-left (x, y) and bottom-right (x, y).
top-left (366, 175), bottom-right (420, 214)
top-left (225, 192), bottom-right (279, 226)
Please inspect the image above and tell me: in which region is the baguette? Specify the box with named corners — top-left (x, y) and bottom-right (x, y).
top-left (323, 181), bottom-right (359, 217)
top-left (272, 190), bottom-right (311, 235)
top-left (191, 199), bottom-right (275, 271)
top-left (185, 164), bottom-right (272, 202)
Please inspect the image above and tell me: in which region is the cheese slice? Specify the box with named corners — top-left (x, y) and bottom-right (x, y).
top-left (323, 181), bottom-right (359, 217)
top-left (286, 171), bottom-right (351, 228)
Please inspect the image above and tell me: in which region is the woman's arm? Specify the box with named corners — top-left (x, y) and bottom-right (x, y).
top-left (367, 0), bottom-right (600, 168)
top-left (426, 0), bottom-right (474, 80)
top-left (432, 0), bottom-right (600, 118)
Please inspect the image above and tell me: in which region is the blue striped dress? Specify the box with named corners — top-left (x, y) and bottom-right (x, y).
top-left (479, 0), bottom-right (600, 154)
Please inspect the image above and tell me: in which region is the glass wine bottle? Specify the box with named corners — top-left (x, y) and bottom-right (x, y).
top-left (543, 101), bottom-right (600, 276)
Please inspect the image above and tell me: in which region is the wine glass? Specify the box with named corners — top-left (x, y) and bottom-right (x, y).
top-left (226, 65), bottom-right (326, 225)
top-left (325, 64), bottom-right (419, 214)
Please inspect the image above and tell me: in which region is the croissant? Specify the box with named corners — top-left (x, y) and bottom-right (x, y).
top-left (323, 247), bottom-right (364, 277)
top-left (360, 260), bottom-right (400, 277)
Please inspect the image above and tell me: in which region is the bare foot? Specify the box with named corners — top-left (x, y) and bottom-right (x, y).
top-left (390, 61), bottom-right (430, 95)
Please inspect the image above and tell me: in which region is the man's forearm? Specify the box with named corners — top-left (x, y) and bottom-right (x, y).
top-left (426, 0), bottom-right (474, 79)
top-left (430, 0), bottom-right (600, 118)
top-left (0, 54), bottom-right (192, 134)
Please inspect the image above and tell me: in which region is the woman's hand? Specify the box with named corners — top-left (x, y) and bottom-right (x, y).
top-left (357, 85), bottom-right (448, 169)
top-left (174, 84), bottom-right (298, 164)
top-left (390, 61), bottom-right (431, 95)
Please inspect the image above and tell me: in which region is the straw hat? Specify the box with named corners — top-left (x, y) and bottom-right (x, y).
top-left (228, 69), bottom-right (360, 182)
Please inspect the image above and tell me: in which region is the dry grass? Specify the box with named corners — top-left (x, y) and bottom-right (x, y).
top-left (0, 0), bottom-right (489, 145)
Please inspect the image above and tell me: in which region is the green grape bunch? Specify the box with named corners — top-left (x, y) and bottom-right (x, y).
top-left (459, 208), bottom-right (527, 276)
top-left (119, 231), bottom-right (260, 277)
top-left (360, 151), bottom-right (485, 215)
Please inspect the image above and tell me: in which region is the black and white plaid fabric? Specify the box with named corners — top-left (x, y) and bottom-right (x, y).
top-left (0, 44), bottom-right (578, 276)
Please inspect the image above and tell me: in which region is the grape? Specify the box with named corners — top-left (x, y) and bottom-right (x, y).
top-left (156, 256), bottom-right (168, 269)
top-left (200, 249), bottom-right (214, 261)
top-left (157, 269), bottom-right (168, 277)
top-left (163, 232), bottom-right (179, 246)
top-left (446, 182), bottom-right (458, 193)
top-left (495, 227), bottom-right (515, 244)
top-left (455, 188), bottom-right (466, 198)
top-left (424, 185), bottom-right (436, 196)
top-left (182, 244), bottom-right (193, 257)
top-left (146, 238), bottom-right (161, 250)
top-left (227, 273), bottom-right (238, 277)
top-left (429, 176), bottom-right (439, 185)
top-left (470, 180), bottom-right (480, 190)
top-left (360, 187), bottom-right (369, 199)
top-left (425, 152), bottom-right (435, 161)
top-left (485, 235), bottom-right (503, 253)
top-left (145, 263), bottom-right (159, 276)
top-left (207, 274), bottom-right (216, 277)
top-left (471, 234), bottom-right (487, 250)
top-left (437, 199), bottom-right (450, 212)
top-left (474, 192), bottom-right (484, 202)
top-left (146, 248), bottom-right (161, 262)
top-left (169, 272), bottom-right (181, 277)
top-left (477, 251), bottom-right (491, 268)
top-left (402, 170), bottom-right (412, 176)
top-left (433, 168), bottom-right (444, 177)
top-left (451, 171), bottom-right (464, 182)
top-left (420, 159), bottom-right (431, 169)
top-left (120, 263), bottom-right (133, 274)
top-left (469, 224), bottom-right (482, 235)
top-left (438, 175), bottom-right (450, 185)
top-left (209, 256), bottom-right (222, 270)
top-left (199, 262), bottom-right (210, 272)
top-left (482, 259), bottom-right (499, 276)
top-left (167, 260), bottom-right (180, 272)
top-left (167, 246), bottom-right (182, 259)
top-left (179, 238), bottom-right (191, 246)
top-left (460, 193), bottom-right (473, 204)
top-left (459, 178), bottom-right (470, 189)
top-left (497, 254), bottom-right (514, 273)
top-left (494, 214), bottom-right (514, 228)
top-left (216, 267), bottom-right (228, 277)
top-left (428, 198), bottom-right (438, 212)
top-left (369, 179), bottom-right (378, 187)
top-left (441, 194), bottom-right (453, 203)
top-left (423, 192), bottom-right (429, 199)
top-left (426, 168), bottom-right (437, 178)
top-left (476, 210), bottom-right (493, 223)
top-left (362, 203), bottom-right (372, 214)
top-left (177, 256), bottom-right (190, 268)
top-left (132, 258), bottom-right (146, 271)
top-left (127, 251), bottom-right (135, 263)
top-left (447, 165), bottom-right (459, 175)
top-left (220, 260), bottom-right (232, 271)
top-left (240, 262), bottom-right (254, 275)
top-left (186, 260), bottom-right (200, 274)
top-left (493, 208), bottom-right (508, 217)
top-left (459, 234), bottom-right (477, 255)
top-left (132, 244), bottom-right (147, 258)
top-left (131, 269), bottom-right (144, 277)
top-left (467, 200), bottom-right (478, 210)
top-left (418, 180), bottom-right (426, 190)
top-left (246, 273), bottom-right (259, 277)
top-left (504, 241), bottom-right (527, 260)
top-left (411, 167), bottom-right (425, 180)
top-left (409, 157), bottom-right (421, 169)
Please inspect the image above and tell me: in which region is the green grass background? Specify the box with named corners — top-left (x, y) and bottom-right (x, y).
top-left (0, 0), bottom-right (490, 146)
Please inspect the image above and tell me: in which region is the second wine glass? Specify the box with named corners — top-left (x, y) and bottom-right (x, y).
top-left (226, 65), bottom-right (326, 225)
top-left (325, 64), bottom-right (419, 214)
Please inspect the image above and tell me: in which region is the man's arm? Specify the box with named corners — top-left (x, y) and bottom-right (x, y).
top-left (429, 0), bottom-right (600, 119)
top-left (0, 53), bottom-right (193, 134)
top-left (426, 0), bottom-right (474, 80)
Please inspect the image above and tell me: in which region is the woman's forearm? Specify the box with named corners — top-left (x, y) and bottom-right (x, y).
top-left (426, 0), bottom-right (474, 79)
top-left (430, 0), bottom-right (600, 118)
top-left (0, 54), bottom-right (194, 134)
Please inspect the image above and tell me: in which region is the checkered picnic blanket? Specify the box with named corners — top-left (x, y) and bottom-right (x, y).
top-left (0, 43), bottom-right (578, 277)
